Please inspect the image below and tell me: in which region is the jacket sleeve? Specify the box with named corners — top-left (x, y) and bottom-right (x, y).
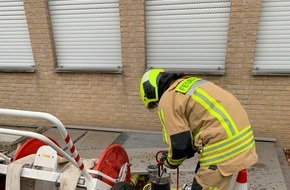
top-left (158, 103), bottom-right (196, 167)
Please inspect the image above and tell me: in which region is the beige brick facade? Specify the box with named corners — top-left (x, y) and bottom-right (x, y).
top-left (0, 0), bottom-right (289, 147)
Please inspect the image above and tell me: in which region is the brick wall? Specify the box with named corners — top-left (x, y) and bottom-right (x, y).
top-left (0, 0), bottom-right (289, 147)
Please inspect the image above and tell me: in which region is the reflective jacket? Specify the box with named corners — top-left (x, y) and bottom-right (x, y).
top-left (158, 77), bottom-right (258, 176)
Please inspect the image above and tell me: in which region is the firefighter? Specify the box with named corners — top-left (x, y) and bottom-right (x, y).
top-left (139, 69), bottom-right (258, 190)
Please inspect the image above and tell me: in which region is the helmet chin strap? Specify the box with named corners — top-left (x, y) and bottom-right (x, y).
top-left (158, 73), bottom-right (183, 100)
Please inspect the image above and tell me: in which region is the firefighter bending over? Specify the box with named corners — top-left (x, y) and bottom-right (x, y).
top-left (139, 69), bottom-right (258, 190)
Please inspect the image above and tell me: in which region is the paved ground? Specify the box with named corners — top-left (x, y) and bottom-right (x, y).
top-left (113, 131), bottom-right (290, 190)
top-left (43, 127), bottom-right (290, 189)
top-left (1, 126), bottom-right (290, 189)
top-left (0, 125), bottom-right (45, 154)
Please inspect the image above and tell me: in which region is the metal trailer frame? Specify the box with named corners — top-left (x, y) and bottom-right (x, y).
top-left (0, 108), bottom-right (129, 190)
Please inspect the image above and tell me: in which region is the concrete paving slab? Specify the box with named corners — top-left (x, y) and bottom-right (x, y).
top-left (43, 128), bottom-right (121, 158)
top-left (0, 125), bottom-right (45, 154)
top-left (0, 125), bottom-right (45, 143)
top-left (122, 142), bottom-right (288, 189)
top-left (247, 141), bottom-right (287, 190)
top-left (277, 148), bottom-right (290, 189)
top-left (74, 130), bottom-right (121, 159)
top-left (43, 127), bottom-right (88, 149)
top-left (113, 132), bottom-right (167, 149)
top-left (92, 132), bottom-right (288, 189)
top-left (2, 127), bottom-right (288, 189)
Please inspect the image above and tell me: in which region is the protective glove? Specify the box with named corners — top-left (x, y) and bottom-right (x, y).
top-left (164, 158), bottom-right (179, 169)
top-left (163, 152), bottom-right (179, 169)
top-left (187, 149), bottom-right (197, 159)
top-left (159, 150), bottom-right (179, 169)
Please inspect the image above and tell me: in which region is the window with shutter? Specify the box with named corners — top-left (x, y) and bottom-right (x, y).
top-left (145, 0), bottom-right (231, 75)
top-left (0, 0), bottom-right (35, 72)
top-left (48, 0), bottom-right (122, 73)
top-left (253, 0), bottom-right (290, 75)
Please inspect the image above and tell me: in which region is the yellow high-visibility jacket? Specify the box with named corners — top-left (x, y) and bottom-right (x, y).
top-left (158, 77), bottom-right (258, 176)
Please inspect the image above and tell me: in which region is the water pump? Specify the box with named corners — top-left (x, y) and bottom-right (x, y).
top-left (146, 164), bottom-right (171, 190)
top-left (144, 150), bottom-right (171, 190)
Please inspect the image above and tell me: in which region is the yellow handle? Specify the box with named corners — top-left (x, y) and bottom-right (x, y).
top-left (142, 183), bottom-right (151, 190)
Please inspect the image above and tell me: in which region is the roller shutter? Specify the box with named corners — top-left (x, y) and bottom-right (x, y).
top-left (48, 0), bottom-right (122, 73)
top-left (0, 0), bottom-right (35, 72)
top-left (145, 0), bottom-right (231, 75)
top-left (253, 0), bottom-right (290, 75)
